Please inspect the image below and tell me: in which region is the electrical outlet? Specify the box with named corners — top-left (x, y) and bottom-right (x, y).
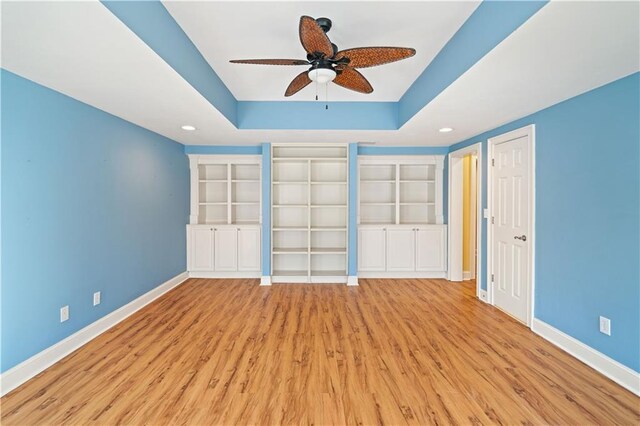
top-left (93, 291), bottom-right (101, 306)
top-left (479, 290), bottom-right (488, 303)
top-left (599, 316), bottom-right (611, 336)
top-left (60, 305), bottom-right (69, 323)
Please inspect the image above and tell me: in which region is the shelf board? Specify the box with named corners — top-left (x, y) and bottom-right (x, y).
top-left (232, 202), bottom-right (260, 205)
top-left (199, 202), bottom-right (227, 205)
top-left (273, 157), bottom-right (346, 163)
top-left (311, 270), bottom-right (347, 276)
top-left (234, 220), bottom-right (260, 224)
top-left (399, 180), bottom-right (435, 183)
top-left (311, 248), bottom-right (346, 254)
top-left (360, 180), bottom-right (395, 183)
top-left (273, 181), bottom-right (308, 185)
top-left (310, 181), bottom-right (347, 185)
top-left (232, 179), bottom-right (260, 183)
top-left (273, 204), bottom-right (308, 208)
top-left (199, 179), bottom-right (227, 183)
top-left (400, 202), bottom-right (436, 206)
top-left (311, 226), bottom-right (347, 231)
top-left (273, 248), bottom-right (308, 254)
top-left (361, 202), bottom-right (395, 206)
top-left (273, 226), bottom-right (308, 231)
top-left (310, 204), bottom-right (346, 208)
top-left (272, 270), bottom-right (308, 276)
top-left (359, 222), bottom-right (395, 226)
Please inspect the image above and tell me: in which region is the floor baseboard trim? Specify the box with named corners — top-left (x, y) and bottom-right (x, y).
top-left (531, 318), bottom-right (639, 396)
top-left (0, 271), bottom-right (189, 397)
top-left (347, 276), bottom-right (359, 286)
top-left (260, 276), bottom-right (272, 286)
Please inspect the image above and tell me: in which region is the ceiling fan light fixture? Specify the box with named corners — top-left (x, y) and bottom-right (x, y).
top-left (439, 127), bottom-right (454, 133)
top-left (308, 67), bottom-right (336, 84)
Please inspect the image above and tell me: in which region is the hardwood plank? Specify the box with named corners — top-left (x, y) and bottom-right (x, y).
top-left (2, 278), bottom-right (638, 425)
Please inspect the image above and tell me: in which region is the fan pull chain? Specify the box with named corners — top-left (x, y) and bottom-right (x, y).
top-left (315, 71), bottom-right (318, 101)
top-left (325, 82), bottom-right (329, 110)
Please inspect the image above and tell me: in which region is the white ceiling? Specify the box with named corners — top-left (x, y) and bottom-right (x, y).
top-left (163, 1), bottom-right (480, 102)
top-left (1, 1), bottom-right (638, 146)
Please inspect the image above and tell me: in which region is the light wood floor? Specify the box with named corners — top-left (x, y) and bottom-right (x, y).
top-left (2, 279), bottom-right (638, 425)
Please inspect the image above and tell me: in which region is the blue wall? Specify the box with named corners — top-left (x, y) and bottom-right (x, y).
top-left (449, 72), bottom-right (640, 372)
top-left (1, 71), bottom-right (190, 372)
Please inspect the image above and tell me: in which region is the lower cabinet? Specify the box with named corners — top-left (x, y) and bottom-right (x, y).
top-left (188, 225), bottom-right (261, 276)
top-left (358, 225), bottom-right (447, 276)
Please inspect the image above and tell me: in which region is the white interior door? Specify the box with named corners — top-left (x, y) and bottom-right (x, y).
top-left (358, 227), bottom-right (386, 271)
top-left (237, 227), bottom-right (261, 271)
top-left (491, 134), bottom-right (530, 323)
top-left (214, 228), bottom-right (238, 271)
top-left (190, 227), bottom-right (214, 271)
top-left (386, 228), bottom-right (415, 271)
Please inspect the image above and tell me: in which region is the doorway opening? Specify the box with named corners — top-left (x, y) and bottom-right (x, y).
top-left (448, 143), bottom-right (483, 299)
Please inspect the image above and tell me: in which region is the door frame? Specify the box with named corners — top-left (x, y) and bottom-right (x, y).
top-left (487, 124), bottom-right (536, 327)
top-left (447, 142), bottom-right (483, 298)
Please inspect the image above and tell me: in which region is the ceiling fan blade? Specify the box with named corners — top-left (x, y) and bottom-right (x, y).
top-left (299, 16), bottom-right (334, 58)
top-left (333, 68), bottom-right (373, 94)
top-left (230, 59), bottom-right (309, 66)
top-left (285, 71), bottom-right (312, 97)
top-left (336, 47), bottom-right (416, 68)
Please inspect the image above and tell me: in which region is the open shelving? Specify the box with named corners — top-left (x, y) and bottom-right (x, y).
top-left (271, 145), bottom-right (348, 282)
top-left (358, 156), bottom-right (444, 225)
top-left (191, 157), bottom-right (262, 225)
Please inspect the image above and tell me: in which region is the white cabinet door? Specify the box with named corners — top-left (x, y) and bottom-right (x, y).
top-left (190, 227), bottom-right (214, 271)
top-left (214, 228), bottom-right (238, 271)
top-left (237, 227), bottom-right (261, 271)
top-left (358, 227), bottom-right (386, 271)
top-left (386, 228), bottom-right (415, 271)
top-left (416, 226), bottom-right (446, 271)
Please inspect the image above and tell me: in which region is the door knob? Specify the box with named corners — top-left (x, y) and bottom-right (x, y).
top-left (514, 235), bottom-right (527, 241)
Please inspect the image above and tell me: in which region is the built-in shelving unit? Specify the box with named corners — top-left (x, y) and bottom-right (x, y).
top-left (358, 156), bottom-right (443, 225)
top-left (272, 144), bottom-right (348, 283)
top-left (186, 155), bottom-right (263, 279)
top-left (358, 155), bottom-right (447, 278)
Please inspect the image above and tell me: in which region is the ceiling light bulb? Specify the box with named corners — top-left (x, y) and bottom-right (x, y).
top-left (439, 127), bottom-right (453, 133)
top-left (308, 68), bottom-right (337, 84)
top-left (181, 125), bottom-right (196, 131)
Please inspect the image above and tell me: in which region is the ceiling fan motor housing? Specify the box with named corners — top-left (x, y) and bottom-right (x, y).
top-left (315, 17), bottom-right (332, 33)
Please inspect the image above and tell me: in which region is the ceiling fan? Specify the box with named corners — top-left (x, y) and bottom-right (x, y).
top-left (230, 16), bottom-right (416, 97)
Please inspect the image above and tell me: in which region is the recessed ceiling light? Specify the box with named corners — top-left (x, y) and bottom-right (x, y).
top-left (181, 125), bottom-right (196, 131)
top-left (439, 127), bottom-right (453, 133)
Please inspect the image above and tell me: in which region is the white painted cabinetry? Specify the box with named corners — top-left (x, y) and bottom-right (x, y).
top-left (358, 227), bottom-right (386, 271)
top-left (358, 225), bottom-right (447, 277)
top-left (386, 228), bottom-right (416, 271)
top-left (187, 225), bottom-right (261, 277)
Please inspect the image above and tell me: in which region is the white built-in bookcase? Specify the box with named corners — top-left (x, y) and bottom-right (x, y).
top-left (271, 144), bottom-right (348, 283)
top-left (189, 155), bottom-right (262, 225)
top-left (359, 156), bottom-right (444, 225)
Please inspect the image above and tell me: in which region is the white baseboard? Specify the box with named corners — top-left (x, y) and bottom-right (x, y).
top-left (532, 318), bottom-right (639, 396)
top-left (347, 276), bottom-right (359, 286)
top-left (189, 271), bottom-right (261, 279)
top-left (357, 271), bottom-right (447, 279)
top-left (260, 276), bottom-right (272, 286)
top-left (463, 271), bottom-right (473, 280)
top-left (0, 271), bottom-right (189, 397)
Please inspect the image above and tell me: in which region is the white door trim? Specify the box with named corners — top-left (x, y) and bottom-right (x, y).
top-left (447, 142), bottom-right (483, 298)
top-left (487, 124), bottom-right (536, 326)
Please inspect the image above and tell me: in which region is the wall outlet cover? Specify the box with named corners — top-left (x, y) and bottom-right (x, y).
top-left (60, 306), bottom-right (69, 322)
top-left (599, 316), bottom-right (611, 336)
top-left (93, 291), bottom-right (101, 306)
top-left (479, 290), bottom-right (489, 303)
